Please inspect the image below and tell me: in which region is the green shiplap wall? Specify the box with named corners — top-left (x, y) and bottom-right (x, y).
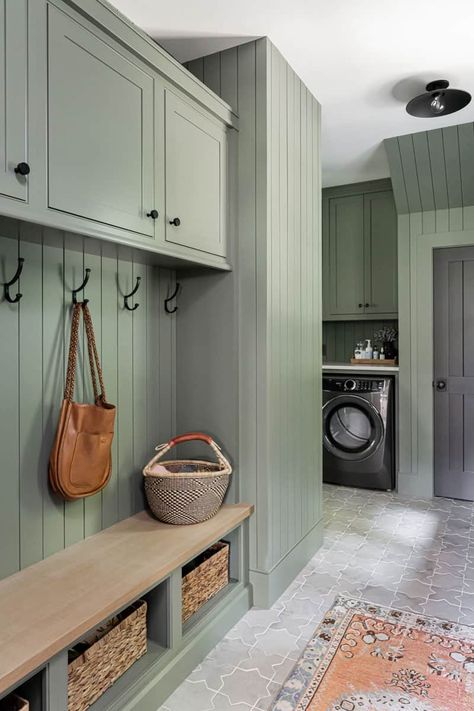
top-left (323, 319), bottom-right (398, 362)
top-left (186, 39), bottom-right (322, 605)
top-left (0, 218), bottom-right (176, 580)
top-left (385, 123), bottom-right (474, 214)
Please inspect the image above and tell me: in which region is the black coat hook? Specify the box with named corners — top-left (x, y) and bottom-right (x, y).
top-left (164, 282), bottom-right (180, 314)
top-left (3, 257), bottom-right (24, 304)
top-left (124, 276), bottom-right (141, 311)
top-left (72, 268), bottom-right (91, 304)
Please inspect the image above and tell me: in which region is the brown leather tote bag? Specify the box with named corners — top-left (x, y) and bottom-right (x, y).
top-left (49, 302), bottom-right (116, 500)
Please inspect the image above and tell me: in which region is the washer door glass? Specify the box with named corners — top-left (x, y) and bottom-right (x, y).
top-left (323, 396), bottom-right (384, 461)
top-left (329, 405), bottom-right (372, 451)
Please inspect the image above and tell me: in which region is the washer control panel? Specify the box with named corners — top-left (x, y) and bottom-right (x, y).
top-left (323, 377), bottom-right (386, 393)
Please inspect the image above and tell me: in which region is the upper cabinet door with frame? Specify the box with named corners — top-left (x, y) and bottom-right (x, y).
top-left (364, 190), bottom-right (398, 316)
top-left (164, 90), bottom-right (227, 257)
top-left (0, 0), bottom-right (28, 202)
top-left (325, 194), bottom-right (365, 317)
top-left (47, 5), bottom-right (157, 238)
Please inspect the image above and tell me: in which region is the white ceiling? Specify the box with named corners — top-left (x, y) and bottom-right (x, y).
top-left (109, 0), bottom-right (474, 187)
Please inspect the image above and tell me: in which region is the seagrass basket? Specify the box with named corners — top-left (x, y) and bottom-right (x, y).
top-left (182, 541), bottom-right (230, 622)
top-left (143, 433), bottom-right (232, 525)
top-left (67, 600), bottom-right (147, 711)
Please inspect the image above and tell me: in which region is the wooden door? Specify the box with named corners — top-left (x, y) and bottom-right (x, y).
top-left (364, 190), bottom-right (397, 315)
top-left (325, 195), bottom-right (365, 317)
top-left (47, 6), bottom-right (156, 238)
top-left (164, 90), bottom-right (226, 256)
top-left (434, 246), bottom-right (474, 501)
top-left (0, 0), bottom-right (28, 201)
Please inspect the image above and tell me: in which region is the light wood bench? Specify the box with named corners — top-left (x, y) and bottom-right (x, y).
top-left (0, 503), bottom-right (253, 710)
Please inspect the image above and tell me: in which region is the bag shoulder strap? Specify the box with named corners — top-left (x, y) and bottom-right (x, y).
top-left (64, 303), bottom-right (82, 402)
top-left (82, 302), bottom-right (107, 404)
top-left (63, 302), bottom-right (107, 404)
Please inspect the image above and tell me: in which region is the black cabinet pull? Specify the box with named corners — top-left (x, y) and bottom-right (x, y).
top-left (14, 162), bottom-right (30, 176)
top-left (169, 217), bottom-right (181, 227)
top-left (147, 209), bottom-right (159, 219)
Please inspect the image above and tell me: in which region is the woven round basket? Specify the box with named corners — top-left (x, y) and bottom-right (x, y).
top-left (143, 433), bottom-right (232, 525)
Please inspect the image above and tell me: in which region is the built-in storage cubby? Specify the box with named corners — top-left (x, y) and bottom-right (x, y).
top-left (0, 670), bottom-right (44, 711)
top-left (0, 506), bottom-right (253, 711)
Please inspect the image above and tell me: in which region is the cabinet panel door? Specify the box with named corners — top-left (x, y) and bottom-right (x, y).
top-left (0, 0), bottom-right (28, 201)
top-left (165, 91), bottom-right (226, 256)
top-left (47, 6), bottom-right (155, 237)
top-left (326, 195), bottom-right (365, 316)
top-left (364, 190), bottom-right (398, 315)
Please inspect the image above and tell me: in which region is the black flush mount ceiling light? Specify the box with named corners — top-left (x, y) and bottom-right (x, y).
top-left (406, 79), bottom-right (471, 118)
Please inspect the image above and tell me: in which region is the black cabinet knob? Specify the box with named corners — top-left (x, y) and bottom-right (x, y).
top-left (14, 162), bottom-right (30, 176)
top-left (358, 303), bottom-right (363, 308)
top-left (365, 303), bottom-right (370, 308)
top-left (147, 209), bottom-right (159, 219)
top-left (169, 217), bottom-right (181, 227)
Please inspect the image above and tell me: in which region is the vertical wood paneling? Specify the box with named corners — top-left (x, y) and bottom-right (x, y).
top-left (101, 242), bottom-right (119, 529)
top-left (187, 38), bottom-right (322, 579)
top-left (203, 53), bottom-right (220, 96)
top-left (458, 123), bottom-right (474, 208)
top-left (18, 224), bottom-right (44, 567)
top-left (386, 122), bottom-right (474, 214)
top-left (0, 221), bottom-right (20, 578)
top-left (42, 229), bottom-right (65, 557)
top-left (0, 222), bottom-right (174, 581)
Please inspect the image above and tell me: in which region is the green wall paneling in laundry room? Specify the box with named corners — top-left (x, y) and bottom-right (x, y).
top-left (0, 216), bottom-right (176, 580)
top-left (323, 319), bottom-right (398, 363)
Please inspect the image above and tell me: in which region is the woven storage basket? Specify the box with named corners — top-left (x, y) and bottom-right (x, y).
top-left (143, 433), bottom-right (232, 525)
top-left (68, 600), bottom-right (147, 711)
top-left (182, 541), bottom-right (230, 623)
top-left (0, 695), bottom-right (29, 711)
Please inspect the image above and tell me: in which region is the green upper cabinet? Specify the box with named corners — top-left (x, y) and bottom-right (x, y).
top-left (324, 194), bottom-right (365, 317)
top-left (323, 180), bottom-right (398, 320)
top-left (0, 0), bottom-right (29, 202)
top-left (47, 5), bottom-right (158, 239)
top-left (364, 190), bottom-right (397, 315)
top-left (164, 90), bottom-right (227, 257)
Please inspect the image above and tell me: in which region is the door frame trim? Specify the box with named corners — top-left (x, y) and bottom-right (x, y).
top-left (399, 223), bottom-right (474, 498)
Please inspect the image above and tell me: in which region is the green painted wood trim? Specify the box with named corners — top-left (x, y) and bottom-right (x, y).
top-left (250, 518), bottom-right (324, 607)
top-left (322, 178), bottom-right (392, 199)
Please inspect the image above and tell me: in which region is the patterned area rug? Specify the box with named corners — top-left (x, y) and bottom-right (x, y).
top-left (273, 596), bottom-right (474, 710)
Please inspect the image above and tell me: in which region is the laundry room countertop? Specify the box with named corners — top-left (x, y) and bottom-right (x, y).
top-left (322, 362), bottom-right (399, 374)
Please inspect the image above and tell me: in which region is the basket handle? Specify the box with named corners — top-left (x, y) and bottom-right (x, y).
top-left (152, 432), bottom-right (232, 473)
top-left (169, 432), bottom-right (213, 447)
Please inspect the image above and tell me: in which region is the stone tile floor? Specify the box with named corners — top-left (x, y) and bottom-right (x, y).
top-left (159, 484), bottom-right (474, 710)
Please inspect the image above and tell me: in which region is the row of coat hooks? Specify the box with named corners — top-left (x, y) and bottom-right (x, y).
top-left (2, 257), bottom-right (180, 313)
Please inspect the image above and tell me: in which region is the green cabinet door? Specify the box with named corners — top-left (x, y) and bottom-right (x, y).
top-left (325, 194), bottom-right (365, 317)
top-left (164, 90), bottom-right (227, 257)
top-left (47, 6), bottom-right (156, 238)
top-left (364, 190), bottom-right (398, 315)
top-left (0, 0), bottom-right (28, 201)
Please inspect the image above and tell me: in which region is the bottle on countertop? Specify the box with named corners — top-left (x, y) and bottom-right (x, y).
top-left (354, 342), bottom-right (363, 359)
top-left (379, 346), bottom-right (385, 360)
top-left (365, 339), bottom-right (373, 360)
top-left (373, 346), bottom-right (379, 360)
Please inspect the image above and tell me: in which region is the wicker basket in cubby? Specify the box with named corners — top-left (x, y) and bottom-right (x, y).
top-left (67, 600), bottom-right (147, 711)
top-left (182, 541), bottom-right (230, 623)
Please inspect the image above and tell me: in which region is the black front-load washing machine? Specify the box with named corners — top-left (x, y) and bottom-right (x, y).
top-left (322, 375), bottom-right (395, 490)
